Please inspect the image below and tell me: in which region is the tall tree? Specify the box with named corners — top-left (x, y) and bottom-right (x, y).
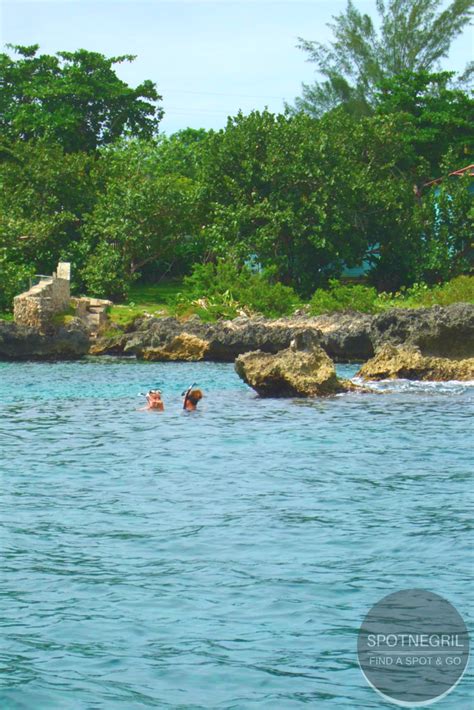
top-left (0, 138), bottom-right (97, 308)
top-left (81, 140), bottom-right (200, 299)
top-left (0, 45), bottom-right (163, 151)
top-left (375, 70), bottom-right (474, 176)
top-left (291, 0), bottom-right (473, 117)
top-left (198, 110), bottom-right (423, 293)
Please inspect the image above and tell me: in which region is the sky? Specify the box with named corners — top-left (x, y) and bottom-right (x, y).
top-left (1, 0), bottom-right (472, 134)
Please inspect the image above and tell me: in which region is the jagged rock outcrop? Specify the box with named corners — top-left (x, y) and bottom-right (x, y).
top-left (234, 331), bottom-right (356, 397)
top-left (305, 311), bottom-right (374, 361)
top-left (0, 318), bottom-right (89, 360)
top-left (371, 303), bottom-right (474, 359)
top-left (132, 316), bottom-right (319, 360)
top-left (88, 325), bottom-right (129, 355)
top-left (88, 303), bottom-right (474, 363)
top-left (358, 344), bottom-right (474, 381)
top-left (91, 313), bottom-right (373, 362)
top-left (142, 333), bottom-right (210, 361)
top-left (90, 316), bottom-right (317, 361)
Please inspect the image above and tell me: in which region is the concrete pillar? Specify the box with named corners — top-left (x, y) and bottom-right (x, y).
top-left (56, 262), bottom-right (71, 281)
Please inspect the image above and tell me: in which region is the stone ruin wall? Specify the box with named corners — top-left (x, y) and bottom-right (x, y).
top-left (13, 262), bottom-right (112, 335)
top-left (13, 263), bottom-right (71, 332)
top-left (71, 296), bottom-right (112, 334)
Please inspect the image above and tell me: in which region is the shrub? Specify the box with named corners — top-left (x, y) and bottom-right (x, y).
top-left (0, 255), bottom-right (34, 312)
top-left (378, 275), bottom-right (474, 309)
top-left (172, 259), bottom-right (300, 320)
top-left (242, 277), bottom-right (301, 318)
top-left (309, 280), bottom-right (378, 314)
top-left (419, 275), bottom-right (474, 306)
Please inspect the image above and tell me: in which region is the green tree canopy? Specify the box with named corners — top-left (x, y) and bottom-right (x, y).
top-left (0, 44), bottom-right (163, 151)
top-left (0, 138), bottom-right (96, 272)
top-left (375, 70), bottom-right (474, 177)
top-left (81, 139), bottom-right (201, 299)
top-left (197, 109), bottom-right (425, 293)
top-left (291, 0), bottom-right (473, 117)
top-left (0, 137), bottom-right (97, 307)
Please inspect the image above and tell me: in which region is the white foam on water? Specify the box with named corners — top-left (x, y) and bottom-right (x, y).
top-left (351, 376), bottom-right (474, 396)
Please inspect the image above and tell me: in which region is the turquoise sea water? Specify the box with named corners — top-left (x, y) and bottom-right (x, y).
top-left (0, 359), bottom-right (473, 709)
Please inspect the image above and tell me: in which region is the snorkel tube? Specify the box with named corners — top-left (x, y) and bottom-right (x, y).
top-left (182, 383), bottom-right (196, 410)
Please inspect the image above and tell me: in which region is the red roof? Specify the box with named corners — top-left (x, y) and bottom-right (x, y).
top-left (424, 164), bottom-right (474, 187)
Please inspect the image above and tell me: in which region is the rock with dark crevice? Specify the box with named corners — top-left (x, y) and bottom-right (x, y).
top-left (303, 311), bottom-right (374, 361)
top-left (0, 318), bottom-right (89, 360)
top-left (370, 303), bottom-right (474, 359)
top-left (88, 303), bottom-right (474, 364)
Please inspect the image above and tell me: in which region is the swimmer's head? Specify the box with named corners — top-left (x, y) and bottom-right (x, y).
top-left (187, 389), bottom-right (203, 405)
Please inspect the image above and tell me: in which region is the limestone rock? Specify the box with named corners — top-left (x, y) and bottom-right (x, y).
top-left (92, 312), bottom-right (372, 361)
top-left (89, 303), bottom-right (473, 363)
top-left (141, 333), bottom-right (210, 361)
top-left (307, 311), bottom-right (374, 361)
top-left (88, 331), bottom-right (128, 355)
top-left (0, 318), bottom-right (89, 360)
top-left (371, 303), bottom-right (474, 358)
top-left (357, 344), bottom-right (474, 381)
top-left (120, 316), bottom-right (317, 361)
top-left (235, 333), bottom-right (349, 397)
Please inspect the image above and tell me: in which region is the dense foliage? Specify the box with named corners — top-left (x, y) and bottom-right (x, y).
top-left (172, 259), bottom-right (300, 320)
top-left (375, 71), bottom-right (473, 172)
top-left (81, 139), bottom-right (201, 300)
top-left (0, 45), bottom-right (163, 151)
top-left (0, 34), bottom-right (472, 315)
top-left (309, 280), bottom-right (379, 314)
top-left (308, 275), bottom-right (474, 315)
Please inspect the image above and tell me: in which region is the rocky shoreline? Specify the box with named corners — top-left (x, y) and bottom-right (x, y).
top-left (93, 302), bottom-right (474, 364)
top-left (1, 303), bottom-right (473, 386)
top-left (0, 319), bottom-right (90, 360)
top-left (89, 312), bottom-right (374, 362)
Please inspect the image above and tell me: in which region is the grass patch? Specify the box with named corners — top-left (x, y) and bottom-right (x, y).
top-left (106, 275), bottom-right (474, 325)
top-left (128, 281), bottom-right (184, 305)
top-left (108, 279), bottom-right (185, 327)
top-left (0, 311), bottom-right (14, 321)
top-left (52, 306), bottom-right (76, 326)
top-left (52, 314), bottom-right (75, 326)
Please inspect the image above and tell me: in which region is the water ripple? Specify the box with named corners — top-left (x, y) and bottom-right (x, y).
top-left (0, 360), bottom-right (472, 708)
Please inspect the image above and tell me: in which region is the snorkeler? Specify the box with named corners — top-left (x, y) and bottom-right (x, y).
top-left (182, 384), bottom-right (203, 411)
top-left (142, 390), bottom-right (164, 411)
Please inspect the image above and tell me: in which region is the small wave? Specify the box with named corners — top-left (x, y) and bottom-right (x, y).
top-left (351, 376), bottom-right (474, 395)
